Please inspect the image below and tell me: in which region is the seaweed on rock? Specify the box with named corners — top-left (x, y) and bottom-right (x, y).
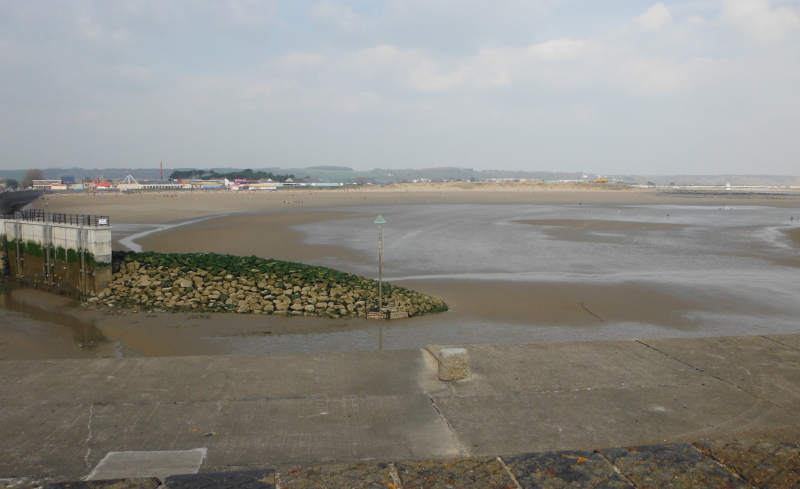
top-left (92, 251), bottom-right (448, 318)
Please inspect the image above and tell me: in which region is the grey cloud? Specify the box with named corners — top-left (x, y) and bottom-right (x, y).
top-left (1, 0), bottom-right (799, 175)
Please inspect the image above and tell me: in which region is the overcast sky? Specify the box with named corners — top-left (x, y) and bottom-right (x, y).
top-left (1, 1), bottom-right (798, 175)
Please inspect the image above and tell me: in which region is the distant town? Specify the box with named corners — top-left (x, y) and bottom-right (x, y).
top-left (20, 174), bottom-right (342, 192)
top-left (1, 165), bottom-right (800, 191)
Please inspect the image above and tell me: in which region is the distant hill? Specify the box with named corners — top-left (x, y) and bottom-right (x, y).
top-left (0, 167), bottom-right (165, 182)
top-left (305, 166), bottom-right (354, 171)
top-left (367, 167), bottom-right (598, 183)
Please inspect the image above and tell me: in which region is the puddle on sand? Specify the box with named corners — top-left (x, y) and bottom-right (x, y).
top-left (0, 284), bottom-right (110, 351)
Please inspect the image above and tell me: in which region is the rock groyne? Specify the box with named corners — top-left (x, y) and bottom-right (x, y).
top-left (89, 251), bottom-right (448, 318)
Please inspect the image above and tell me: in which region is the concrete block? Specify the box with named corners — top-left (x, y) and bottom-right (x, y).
top-left (436, 347), bottom-right (470, 381)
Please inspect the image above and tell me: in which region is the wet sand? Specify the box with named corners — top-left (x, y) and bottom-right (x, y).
top-left (3, 184), bottom-right (799, 359)
top-left (135, 212), bottom-right (365, 265)
top-left (0, 288), bottom-right (116, 360)
top-left (785, 227), bottom-right (800, 247)
top-left (513, 219), bottom-right (689, 245)
top-left (406, 278), bottom-right (772, 330)
top-left (0, 285), bottom-right (384, 359)
top-left (36, 182), bottom-right (800, 225)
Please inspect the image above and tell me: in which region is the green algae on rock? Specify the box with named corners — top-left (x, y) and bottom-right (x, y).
top-left (89, 251), bottom-right (448, 318)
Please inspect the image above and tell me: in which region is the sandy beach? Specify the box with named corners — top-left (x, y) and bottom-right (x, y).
top-left (36, 183), bottom-right (800, 226)
top-left (3, 183), bottom-right (800, 360)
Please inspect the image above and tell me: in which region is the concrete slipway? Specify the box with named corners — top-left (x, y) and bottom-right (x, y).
top-left (0, 334), bottom-right (798, 483)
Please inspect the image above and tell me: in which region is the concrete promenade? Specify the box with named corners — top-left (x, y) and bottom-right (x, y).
top-left (1, 334), bottom-right (799, 487)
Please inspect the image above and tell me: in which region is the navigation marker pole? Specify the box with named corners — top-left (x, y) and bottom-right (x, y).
top-left (375, 215), bottom-right (386, 312)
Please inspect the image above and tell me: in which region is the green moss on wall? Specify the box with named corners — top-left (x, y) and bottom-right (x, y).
top-left (23, 240), bottom-right (43, 258)
top-left (4, 239), bottom-right (103, 267)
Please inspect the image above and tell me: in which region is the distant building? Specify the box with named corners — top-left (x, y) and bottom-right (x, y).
top-left (191, 179), bottom-right (225, 189)
top-left (93, 177), bottom-right (113, 190)
top-left (280, 178), bottom-right (307, 187)
top-left (140, 180), bottom-right (182, 189)
top-left (118, 174), bottom-right (143, 191)
top-left (249, 183), bottom-right (277, 190)
top-left (32, 179), bottom-right (62, 189)
top-left (61, 176), bottom-right (75, 185)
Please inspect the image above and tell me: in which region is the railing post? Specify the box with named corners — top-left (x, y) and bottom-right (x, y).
top-left (14, 221), bottom-right (23, 279)
top-left (4, 211), bottom-right (110, 227)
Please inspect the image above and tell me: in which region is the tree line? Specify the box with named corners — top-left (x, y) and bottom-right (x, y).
top-left (1, 169), bottom-right (44, 189)
top-left (168, 169), bottom-right (295, 182)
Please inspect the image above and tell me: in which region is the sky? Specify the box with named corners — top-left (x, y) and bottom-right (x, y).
top-left (1, 1), bottom-right (799, 175)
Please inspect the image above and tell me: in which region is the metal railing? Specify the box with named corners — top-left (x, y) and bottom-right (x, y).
top-left (0, 209), bottom-right (110, 226)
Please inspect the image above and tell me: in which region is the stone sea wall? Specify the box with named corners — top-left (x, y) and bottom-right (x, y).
top-left (89, 251), bottom-right (448, 318)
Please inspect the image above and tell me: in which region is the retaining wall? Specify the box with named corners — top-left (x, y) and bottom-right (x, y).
top-left (0, 190), bottom-right (43, 213)
top-left (0, 219), bottom-right (112, 295)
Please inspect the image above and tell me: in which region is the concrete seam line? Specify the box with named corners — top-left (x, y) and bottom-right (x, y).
top-left (38, 378), bottom-right (741, 408)
top-left (84, 403), bottom-right (94, 474)
top-left (495, 456), bottom-right (523, 489)
top-left (29, 393), bottom-right (424, 409)
top-left (421, 385), bottom-right (661, 399)
top-left (593, 449), bottom-right (638, 487)
top-left (428, 395), bottom-right (467, 456)
top-left (388, 463), bottom-right (403, 489)
top-left (635, 339), bottom-right (793, 414)
top-left (759, 335), bottom-right (800, 353)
